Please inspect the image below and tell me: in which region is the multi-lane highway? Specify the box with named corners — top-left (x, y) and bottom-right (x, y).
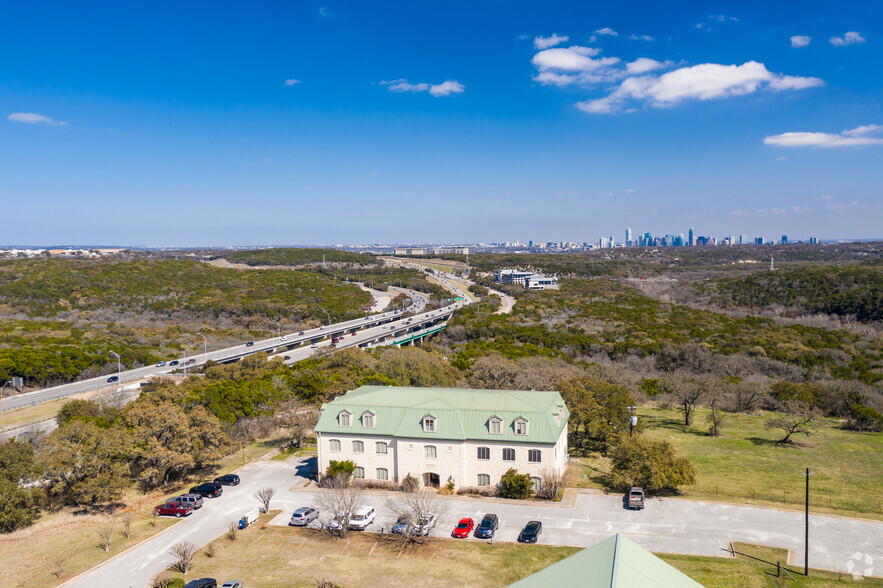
top-left (3, 285), bottom-right (468, 414)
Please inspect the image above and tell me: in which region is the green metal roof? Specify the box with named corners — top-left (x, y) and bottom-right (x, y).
top-left (508, 534), bottom-right (704, 588)
top-left (315, 386), bottom-right (569, 444)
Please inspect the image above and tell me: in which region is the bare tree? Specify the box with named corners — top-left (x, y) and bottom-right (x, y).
top-left (765, 402), bottom-right (818, 444)
top-left (52, 554), bottom-right (65, 578)
top-left (226, 520), bottom-right (239, 541)
top-left (279, 399), bottom-right (318, 448)
top-left (665, 376), bottom-right (706, 426)
top-left (255, 487), bottom-right (276, 513)
top-left (150, 571), bottom-right (175, 588)
top-left (98, 522), bottom-right (114, 551)
top-left (538, 468), bottom-right (565, 500)
top-left (726, 381), bottom-right (764, 413)
top-left (169, 541), bottom-right (198, 574)
top-left (315, 474), bottom-right (364, 538)
top-left (121, 513), bottom-right (134, 539)
top-left (203, 541), bottom-right (216, 558)
top-left (706, 392), bottom-right (725, 437)
top-left (383, 490), bottom-right (449, 545)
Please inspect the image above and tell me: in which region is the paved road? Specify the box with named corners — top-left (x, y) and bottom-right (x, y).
top-left (68, 456), bottom-right (882, 587)
top-left (488, 287), bottom-right (515, 314)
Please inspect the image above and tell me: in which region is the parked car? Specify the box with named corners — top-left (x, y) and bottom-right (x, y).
top-left (106, 375), bottom-right (119, 383)
top-left (628, 487), bottom-right (645, 510)
top-left (183, 579), bottom-right (217, 588)
top-left (189, 483), bottom-right (223, 498)
top-left (452, 517), bottom-right (474, 538)
top-left (289, 507), bottom-right (319, 526)
top-left (167, 493), bottom-right (204, 510)
top-left (518, 521), bottom-right (542, 543)
top-left (153, 502), bottom-right (193, 518)
top-left (475, 514), bottom-right (499, 539)
top-left (220, 582), bottom-right (243, 588)
top-left (391, 515), bottom-right (412, 535)
top-left (213, 474), bottom-right (240, 486)
top-left (169, 360), bottom-right (179, 366)
top-left (415, 513), bottom-right (437, 535)
top-left (155, 361), bottom-right (167, 367)
top-left (245, 342), bottom-right (254, 347)
top-left (347, 506), bottom-right (375, 530)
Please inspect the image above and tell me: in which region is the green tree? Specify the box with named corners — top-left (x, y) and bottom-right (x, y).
top-left (0, 479), bottom-right (40, 533)
top-left (326, 460), bottom-right (355, 481)
top-left (610, 436), bottom-right (697, 493)
top-left (0, 439), bottom-right (41, 483)
top-left (498, 468), bottom-right (534, 500)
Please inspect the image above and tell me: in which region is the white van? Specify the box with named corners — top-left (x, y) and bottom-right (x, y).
top-left (347, 506), bottom-right (375, 530)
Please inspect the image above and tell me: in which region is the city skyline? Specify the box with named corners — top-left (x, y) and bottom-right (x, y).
top-left (2, 0), bottom-right (881, 246)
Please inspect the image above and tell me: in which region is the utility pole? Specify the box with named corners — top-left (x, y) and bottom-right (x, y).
top-left (627, 406), bottom-right (637, 436)
top-left (197, 332), bottom-right (207, 363)
top-left (803, 467), bottom-right (812, 576)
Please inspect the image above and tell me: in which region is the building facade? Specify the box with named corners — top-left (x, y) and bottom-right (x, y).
top-left (314, 386), bottom-right (569, 491)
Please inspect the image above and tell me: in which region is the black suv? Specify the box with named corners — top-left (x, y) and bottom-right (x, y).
top-left (213, 474), bottom-right (241, 486)
top-left (475, 513), bottom-right (499, 538)
top-left (189, 483), bottom-right (223, 498)
top-left (183, 579), bottom-right (217, 588)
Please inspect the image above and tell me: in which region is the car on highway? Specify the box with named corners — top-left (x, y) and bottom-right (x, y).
top-left (475, 514), bottom-right (499, 539)
top-left (283, 355), bottom-right (291, 360)
top-left (153, 502), bottom-right (193, 518)
top-left (184, 359), bottom-right (196, 365)
top-left (106, 375), bottom-right (119, 383)
top-left (452, 517), bottom-right (474, 538)
top-left (280, 335), bottom-right (286, 341)
top-left (189, 483), bottom-right (223, 498)
top-left (289, 507), bottom-right (319, 526)
top-left (518, 520), bottom-right (542, 543)
top-left (213, 474), bottom-right (240, 486)
top-left (183, 579), bottom-right (217, 588)
top-left (169, 360), bottom-right (179, 366)
top-left (220, 582), bottom-right (242, 588)
top-left (167, 493), bottom-right (204, 510)
top-left (311, 343), bottom-right (318, 348)
top-left (298, 331), bottom-right (304, 335)
top-left (351, 332), bottom-right (357, 336)
top-left (245, 341), bottom-right (254, 347)
top-left (155, 361), bottom-right (167, 367)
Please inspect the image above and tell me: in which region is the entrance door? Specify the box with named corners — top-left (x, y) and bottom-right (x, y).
top-left (423, 472), bottom-right (440, 488)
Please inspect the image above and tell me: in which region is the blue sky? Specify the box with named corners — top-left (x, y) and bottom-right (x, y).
top-left (1, 0), bottom-right (881, 246)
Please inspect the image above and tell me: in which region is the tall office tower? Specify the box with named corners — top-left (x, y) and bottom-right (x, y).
top-left (755, 237), bottom-right (764, 245)
top-left (781, 235), bottom-right (788, 244)
top-left (739, 234), bottom-right (749, 245)
top-left (809, 237), bottom-right (819, 244)
top-left (625, 227), bottom-right (632, 246)
top-left (688, 227), bottom-right (694, 246)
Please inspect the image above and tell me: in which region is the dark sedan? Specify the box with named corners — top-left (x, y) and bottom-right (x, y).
top-left (189, 483), bottom-right (223, 498)
top-left (183, 579), bottom-right (217, 588)
top-left (475, 513), bottom-right (499, 539)
top-left (518, 520), bottom-right (542, 543)
top-left (106, 375), bottom-right (119, 383)
top-left (213, 474), bottom-right (241, 486)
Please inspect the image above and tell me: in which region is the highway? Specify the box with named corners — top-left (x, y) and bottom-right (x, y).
top-left (3, 285), bottom-right (468, 414)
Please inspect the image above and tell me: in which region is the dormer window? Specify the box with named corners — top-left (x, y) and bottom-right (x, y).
top-left (362, 411), bottom-right (375, 429)
top-left (514, 418), bottom-right (528, 435)
top-left (339, 411), bottom-right (352, 427)
top-left (489, 417), bottom-right (502, 435)
top-left (422, 415), bottom-right (436, 433)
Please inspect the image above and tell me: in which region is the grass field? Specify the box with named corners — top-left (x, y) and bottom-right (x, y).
top-left (0, 398), bottom-right (64, 431)
top-left (157, 517), bottom-right (881, 587)
top-left (567, 405), bottom-right (883, 519)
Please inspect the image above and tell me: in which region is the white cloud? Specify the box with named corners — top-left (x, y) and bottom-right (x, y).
top-left (429, 80), bottom-right (465, 97)
top-left (790, 35), bottom-right (811, 48)
top-left (594, 27), bottom-right (618, 37)
top-left (531, 45), bottom-right (621, 86)
top-left (829, 31), bottom-right (865, 46)
top-left (764, 125), bottom-right (883, 148)
top-left (628, 34), bottom-right (654, 41)
top-left (534, 34), bottom-right (569, 50)
top-left (579, 61), bottom-right (822, 114)
top-left (8, 112), bottom-right (66, 126)
top-left (379, 79), bottom-right (463, 97)
top-left (626, 57), bottom-right (670, 74)
top-left (284, 79), bottom-right (300, 86)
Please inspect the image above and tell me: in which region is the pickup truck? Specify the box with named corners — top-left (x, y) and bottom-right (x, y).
top-left (628, 487), bottom-right (645, 510)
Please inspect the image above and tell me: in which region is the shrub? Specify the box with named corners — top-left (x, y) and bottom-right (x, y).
top-left (400, 473), bottom-right (420, 493)
top-left (499, 468), bottom-right (534, 500)
top-left (326, 460), bottom-right (355, 480)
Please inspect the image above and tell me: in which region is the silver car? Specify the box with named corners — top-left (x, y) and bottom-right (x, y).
top-left (167, 493), bottom-right (203, 510)
top-left (289, 506), bottom-right (319, 526)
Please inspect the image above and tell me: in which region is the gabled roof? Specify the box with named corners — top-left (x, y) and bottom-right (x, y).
top-left (315, 386), bottom-right (569, 444)
top-left (508, 534), bottom-right (703, 588)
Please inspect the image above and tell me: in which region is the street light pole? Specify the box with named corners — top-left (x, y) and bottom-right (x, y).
top-left (321, 309), bottom-right (331, 327)
top-left (108, 350), bottom-right (121, 385)
top-left (271, 319), bottom-right (281, 338)
top-left (197, 332), bottom-right (207, 363)
top-left (803, 467), bottom-right (812, 576)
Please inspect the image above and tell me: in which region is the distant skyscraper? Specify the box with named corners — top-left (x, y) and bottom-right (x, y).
top-left (739, 234), bottom-right (749, 245)
top-left (781, 235), bottom-right (788, 244)
top-left (625, 227), bottom-right (632, 246)
top-left (755, 237), bottom-right (764, 245)
top-left (688, 227), bottom-right (694, 246)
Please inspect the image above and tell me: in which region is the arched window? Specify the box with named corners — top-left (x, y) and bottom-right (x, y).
top-left (339, 412), bottom-right (351, 427)
top-left (352, 440), bottom-right (364, 453)
top-left (514, 418), bottom-right (528, 435)
top-left (423, 416), bottom-right (436, 433)
top-left (362, 412), bottom-right (375, 428)
top-left (477, 447), bottom-right (490, 460)
top-left (489, 417), bottom-right (502, 434)
top-left (375, 441), bottom-right (388, 454)
top-left (528, 449), bottom-right (541, 463)
top-left (354, 466), bottom-right (365, 479)
top-left (424, 445), bottom-right (437, 458)
top-left (502, 448), bottom-right (515, 461)
top-left (477, 474), bottom-right (490, 486)
top-left (376, 468), bottom-right (389, 481)
top-left (531, 477), bottom-right (541, 491)
top-left (329, 439), bottom-right (341, 452)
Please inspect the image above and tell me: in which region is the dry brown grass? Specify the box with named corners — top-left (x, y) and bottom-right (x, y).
top-left (0, 508), bottom-right (178, 587)
top-left (162, 512), bottom-right (578, 587)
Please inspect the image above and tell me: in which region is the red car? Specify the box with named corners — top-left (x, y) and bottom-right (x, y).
top-left (153, 502), bottom-right (193, 518)
top-left (452, 517), bottom-right (474, 538)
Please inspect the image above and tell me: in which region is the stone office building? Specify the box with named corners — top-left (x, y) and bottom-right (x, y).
top-left (314, 386), bottom-right (569, 491)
